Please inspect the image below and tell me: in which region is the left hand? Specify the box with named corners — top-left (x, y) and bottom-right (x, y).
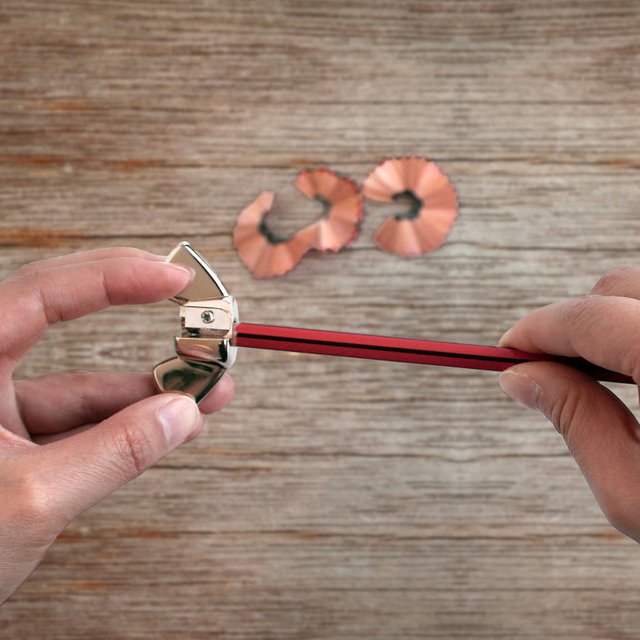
top-left (0, 247), bottom-right (234, 604)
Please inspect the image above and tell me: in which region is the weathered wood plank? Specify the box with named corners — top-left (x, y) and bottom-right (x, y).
top-left (1, 1), bottom-right (640, 638)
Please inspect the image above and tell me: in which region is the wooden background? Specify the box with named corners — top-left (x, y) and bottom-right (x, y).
top-left (1, 1), bottom-right (640, 637)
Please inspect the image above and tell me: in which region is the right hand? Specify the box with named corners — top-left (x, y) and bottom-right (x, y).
top-left (498, 266), bottom-right (640, 542)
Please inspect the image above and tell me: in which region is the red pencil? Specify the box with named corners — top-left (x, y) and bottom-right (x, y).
top-left (234, 322), bottom-right (633, 385)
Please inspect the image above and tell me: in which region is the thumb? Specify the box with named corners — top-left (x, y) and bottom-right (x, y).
top-left (498, 361), bottom-right (640, 535)
top-left (40, 393), bottom-right (202, 523)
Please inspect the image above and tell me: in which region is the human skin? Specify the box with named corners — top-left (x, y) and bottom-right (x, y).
top-left (0, 247), bottom-right (234, 604)
top-left (499, 266), bottom-right (640, 542)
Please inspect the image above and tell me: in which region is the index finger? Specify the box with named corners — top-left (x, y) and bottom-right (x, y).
top-left (6, 246), bottom-right (164, 280)
top-left (0, 256), bottom-right (192, 361)
top-left (499, 294), bottom-right (640, 382)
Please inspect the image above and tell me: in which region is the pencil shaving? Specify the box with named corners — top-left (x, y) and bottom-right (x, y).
top-left (233, 191), bottom-right (313, 278)
top-left (295, 168), bottom-right (362, 252)
top-left (234, 169), bottom-right (362, 278)
top-left (363, 157), bottom-right (458, 257)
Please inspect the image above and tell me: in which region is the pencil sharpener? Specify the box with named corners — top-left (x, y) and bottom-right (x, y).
top-left (153, 242), bottom-right (238, 403)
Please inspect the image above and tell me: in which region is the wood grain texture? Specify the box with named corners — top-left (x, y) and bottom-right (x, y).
top-left (1, 0), bottom-right (640, 637)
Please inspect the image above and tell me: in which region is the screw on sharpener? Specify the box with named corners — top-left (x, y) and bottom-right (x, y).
top-left (152, 242), bottom-right (239, 403)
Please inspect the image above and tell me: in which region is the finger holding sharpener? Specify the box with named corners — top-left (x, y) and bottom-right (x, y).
top-left (153, 242), bottom-right (239, 403)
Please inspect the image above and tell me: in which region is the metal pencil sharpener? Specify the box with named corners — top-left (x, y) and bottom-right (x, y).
top-left (153, 242), bottom-right (238, 403)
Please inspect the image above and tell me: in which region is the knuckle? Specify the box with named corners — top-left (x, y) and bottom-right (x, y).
top-left (590, 265), bottom-right (636, 295)
top-left (558, 296), bottom-right (600, 340)
top-left (7, 473), bottom-right (60, 546)
top-left (111, 423), bottom-right (155, 478)
top-left (547, 384), bottom-right (582, 444)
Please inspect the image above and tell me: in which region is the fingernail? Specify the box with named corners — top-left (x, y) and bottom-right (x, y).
top-left (498, 328), bottom-right (514, 347)
top-left (156, 396), bottom-right (201, 449)
top-left (498, 370), bottom-right (541, 411)
top-left (162, 262), bottom-right (195, 280)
